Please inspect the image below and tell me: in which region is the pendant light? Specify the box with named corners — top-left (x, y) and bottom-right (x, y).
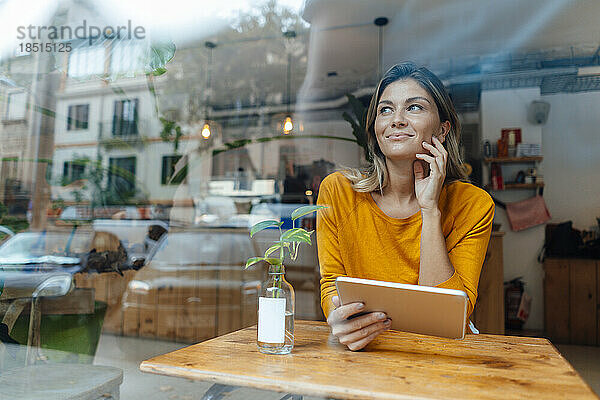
top-left (201, 41), bottom-right (216, 140)
top-left (374, 17), bottom-right (388, 80)
top-left (201, 122), bottom-right (211, 139)
top-left (282, 30), bottom-right (296, 134)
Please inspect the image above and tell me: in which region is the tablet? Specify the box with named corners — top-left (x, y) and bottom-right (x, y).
top-left (335, 277), bottom-right (468, 339)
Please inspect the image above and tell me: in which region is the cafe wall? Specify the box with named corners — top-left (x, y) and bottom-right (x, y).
top-left (480, 87), bottom-right (545, 330)
top-left (540, 90), bottom-right (600, 231)
top-left (481, 87), bottom-right (600, 331)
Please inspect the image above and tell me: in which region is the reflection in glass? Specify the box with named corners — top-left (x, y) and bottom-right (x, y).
top-left (0, 0), bottom-right (598, 397)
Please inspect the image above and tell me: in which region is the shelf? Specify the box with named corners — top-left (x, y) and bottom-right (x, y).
top-left (484, 156), bottom-right (543, 163)
top-left (485, 183), bottom-right (545, 190)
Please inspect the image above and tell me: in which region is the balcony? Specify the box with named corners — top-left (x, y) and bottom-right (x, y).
top-left (98, 119), bottom-right (151, 149)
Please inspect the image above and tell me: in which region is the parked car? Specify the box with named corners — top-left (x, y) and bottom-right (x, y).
top-left (91, 219), bottom-right (168, 268)
top-left (120, 229), bottom-right (263, 343)
top-left (0, 231), bottom-right (90, 273)
top-left (59, 206), bottom-right (142, 221)
top-left (0, 225), bottom-right (15, 245)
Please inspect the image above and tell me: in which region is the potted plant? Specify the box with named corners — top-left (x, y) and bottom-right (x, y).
top-left (245, 205), bottom-right (326, 354)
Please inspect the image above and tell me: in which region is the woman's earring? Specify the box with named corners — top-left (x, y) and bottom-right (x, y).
top-left (439, 129), bottom-right (446, 142)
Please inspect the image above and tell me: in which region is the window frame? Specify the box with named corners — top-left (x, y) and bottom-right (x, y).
top-left (67, 45), bottom-right (105, 78)
top-left (62, 161), bottom-right (86, 183)
top-left (108, 156), bottom-right (137, 194)
top-left (67, 104), bottom-right (90, 131)
top-left (112, 99), bottom-right (139, 136)
top-left (5, 91), bottom-right (27, 121)
top-left (110, 40), bottom-right (144, 76)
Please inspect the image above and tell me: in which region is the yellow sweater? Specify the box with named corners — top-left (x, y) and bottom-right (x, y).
top-left (316, 171), bottom-right (495, 320)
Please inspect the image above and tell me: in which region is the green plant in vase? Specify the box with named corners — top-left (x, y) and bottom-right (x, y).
top-left (245, 205), bottom-right (326, 355)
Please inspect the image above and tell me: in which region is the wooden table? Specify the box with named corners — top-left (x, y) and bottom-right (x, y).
top-left (140, 320), bottom-right (598, 400)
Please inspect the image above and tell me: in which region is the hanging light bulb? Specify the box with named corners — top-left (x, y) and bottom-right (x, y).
top-left (282, 31), bottom-right (296, 135)
top-left (201, 41), bottom-right (216, 142)
top-left (283, 116), bottom-right (293, 134)
top-left (201, 123), bottom-right (211, 139)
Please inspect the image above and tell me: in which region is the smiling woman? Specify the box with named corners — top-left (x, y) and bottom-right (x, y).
top-left (375, 80), bottom-right (449, 176)
top-left (317, 62), bottom-right (495, 351)
top-left (344, 62), bottom-right (467, 193)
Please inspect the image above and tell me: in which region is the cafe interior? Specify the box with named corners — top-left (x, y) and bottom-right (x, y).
top-left (0, 0), bottom-right (599, 398)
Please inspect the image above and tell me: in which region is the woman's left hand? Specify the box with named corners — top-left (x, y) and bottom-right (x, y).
top-left (414, 136), bottom-right (447, 213)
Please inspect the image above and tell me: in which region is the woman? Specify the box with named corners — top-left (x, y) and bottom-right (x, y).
top-left (316, 62), bottom-right (494, 351)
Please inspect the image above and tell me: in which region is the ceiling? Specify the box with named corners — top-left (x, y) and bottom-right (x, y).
top-left (297, 0), bottom-right (600, 102)
top-left (9, 0), bottom-right (596, 112)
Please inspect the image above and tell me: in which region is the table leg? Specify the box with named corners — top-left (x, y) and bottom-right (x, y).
top-left (201, 383), bottom-right (240, 400)
top-left (0, 299), bottom-right (28, 368)
top-left (25, 297), bottom-right (42, 365)
top-left (279, 394), bottom-right (303, 400)
top-left (201, 384), bottom-right (307, 400)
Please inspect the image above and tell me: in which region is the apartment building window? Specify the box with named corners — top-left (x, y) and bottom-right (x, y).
top-left (63, 161), bottom-right (86, 183)
top-left (161, 155), bottom-right (187, 185)
top-left (67, 104), bottom-right (89, 130)
top-left (5, 91), bottom-right (27, 120)
top-left (108, 156), bottom-right (136, 194)
top-left (112, 99), bottom-right (138, 136)
top-left (1, 157), bottom-right (19, 181)
top-left (68, 45), bottom-right (105, 78)
top-left (110, 41), bottom-right (144, 76)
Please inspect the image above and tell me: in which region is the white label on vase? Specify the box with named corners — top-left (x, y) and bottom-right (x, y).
top-left (258, 297), bottom-right (286, 343)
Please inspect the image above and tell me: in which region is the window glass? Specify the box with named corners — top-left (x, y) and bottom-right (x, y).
top-left (62, 161), bottom-right (85, 183)
top-left (67, 104), bottom-right (89, 130)
top-left (112, 99), bottom-right (138, 136)
top-left (0, 1), bottom-right (598, 398)
top-left (110, 40), bottom-right (144, 76)
top-left (67, 45), bottom-right (105, 77)
top-left (0, 231), bottom-right (91, 260)
top-left (108, 156), bottom-right (136, 196)
top-left (1, 157), bottom-right (18, 180)
top-left (6, 92), bottom-right (27, 120)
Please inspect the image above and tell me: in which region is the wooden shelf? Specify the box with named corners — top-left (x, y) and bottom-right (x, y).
top-left (484, 156), bottom-right (543, 163)
top-left (485, 182), bottom-right (545, 190)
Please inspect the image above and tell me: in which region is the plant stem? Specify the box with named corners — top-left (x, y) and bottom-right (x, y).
top-left (278, 224), bottom-right (284, 271)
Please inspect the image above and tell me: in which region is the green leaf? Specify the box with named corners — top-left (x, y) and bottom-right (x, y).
top-left (144, 42), bottom-right (176, 76)
top-left (264, 258), bottom-right (282, 265)
top-left (342, 111), bottom-right (359, 130)
top-left (347, 94), bottom-right (367, 125)
top-left (290, 235), bottom-right (312, 245)
top-left (245, 257), bottom-right (264, 269)
top-left (264, 244), bottom-right (282, 258)
top-left (291, 205), bottom-right (328, 221)
top-left (343, 94), bottom-right (371, 163)
top-left (281, 228), bottom-right (312, 244)
top-left (250, 219), bottom-right (280, 237)
top-left (281, 228), bottom-right (306, 240)
top-left (224, 139), bottom-right (252, 150)
top-left (152, 67), bottom-right (167, 76)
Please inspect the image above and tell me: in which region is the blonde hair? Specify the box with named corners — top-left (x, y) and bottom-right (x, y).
top-left (342, 62), bottom-right (468, 192)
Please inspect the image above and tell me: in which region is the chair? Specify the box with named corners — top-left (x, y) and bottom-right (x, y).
top-left (0, 272), bottom-right (123, 399)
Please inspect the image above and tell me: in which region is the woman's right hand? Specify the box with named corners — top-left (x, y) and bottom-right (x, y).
top-left (326, 295), bottom-right (391, 351)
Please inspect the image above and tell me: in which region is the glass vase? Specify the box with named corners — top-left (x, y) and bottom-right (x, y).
top-left (257, 264), bottom-right (295, 354)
